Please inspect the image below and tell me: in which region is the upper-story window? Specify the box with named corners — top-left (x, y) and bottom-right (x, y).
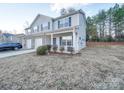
top-left (43, 22), bottom-right (48, 31)
top-left (58, 20), bottom-right (60, 29)
top-left (48, 22), bottom-right (50, 30)
top-left (65, 17), bottom-right (69, 27)
top-left (41, 24), bottom-right (43, 31)
top-left (34, 26), bottom-right (38, 32)
top-left (37, 26), bottom-right (39, 32)
top-left (69, 17), bottom-right (71, 26)
top-left (32, 25), bottom-right (40, 33)
top-left (57, 17), bottom-right (72, 29)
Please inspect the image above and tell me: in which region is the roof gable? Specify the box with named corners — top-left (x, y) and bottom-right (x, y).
top-left (29, 14), bottom-right (53, 28)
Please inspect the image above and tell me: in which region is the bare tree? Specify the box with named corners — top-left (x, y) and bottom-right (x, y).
top-left (67, 7), bottom-right (76, 13)
top-left (23, 21), bottom-right (29, 29)
top-left (0, 30), bottom-right (2, 34)
top-left (60, 8), bottom-right (67, 16)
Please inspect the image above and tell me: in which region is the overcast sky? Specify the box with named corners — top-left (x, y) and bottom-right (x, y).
top-left (0, 3), bottom-right (116, 34)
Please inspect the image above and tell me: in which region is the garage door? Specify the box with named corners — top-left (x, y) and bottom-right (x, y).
top-left (35, 38), bottom-right (42, 49)
top-left (26, 39), bottom-right (32, 49)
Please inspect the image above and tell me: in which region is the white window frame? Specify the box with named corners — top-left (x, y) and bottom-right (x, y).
top-left (33, 26), bottom-right (38, 32)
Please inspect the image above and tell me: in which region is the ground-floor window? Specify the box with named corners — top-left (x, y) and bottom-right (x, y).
top-left (67, 40), bottom-right (72, 46)
top-left (53, 38), bottom-right (56, 45)
top-left (62, 40), bottom-right (66, 46)
top-left (61, 36), bottom-right (73, 46)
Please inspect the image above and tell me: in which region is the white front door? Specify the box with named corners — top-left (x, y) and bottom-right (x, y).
top-left (35, 38), bottom-right (42, 49)
top-left (26, 39), bottom-right (32, 49)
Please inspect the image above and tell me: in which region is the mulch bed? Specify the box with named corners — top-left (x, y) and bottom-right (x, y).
top-left (49, 52), bottom-right (71, 55)
top-left (49, 52), bottom-right (81, 56)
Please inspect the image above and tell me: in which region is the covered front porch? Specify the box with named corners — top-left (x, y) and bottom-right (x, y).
top-left (45, 27), bottom-right (79, 53)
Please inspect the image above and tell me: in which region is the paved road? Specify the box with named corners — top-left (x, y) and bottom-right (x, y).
top-left (0, 49), bottom-right (35, 59)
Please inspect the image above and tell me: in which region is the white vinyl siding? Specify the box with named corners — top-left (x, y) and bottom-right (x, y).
top-left (30, 15), bottom-right (52, 34)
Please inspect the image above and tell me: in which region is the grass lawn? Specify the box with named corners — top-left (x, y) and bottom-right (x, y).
top-left (0, 46), bottom-right (124, 90)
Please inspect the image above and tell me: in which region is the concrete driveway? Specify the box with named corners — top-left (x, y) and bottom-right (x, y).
top-left (0, 49), bottom-right (35, 59)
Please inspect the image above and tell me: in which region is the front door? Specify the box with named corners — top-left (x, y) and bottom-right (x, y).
top-left (53, 38), bottom-right (56, 45)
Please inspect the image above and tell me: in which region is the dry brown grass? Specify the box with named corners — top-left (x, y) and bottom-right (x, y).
top-left (0, 46), bottom-right (124, 90)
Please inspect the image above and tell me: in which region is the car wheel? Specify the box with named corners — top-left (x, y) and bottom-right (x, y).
top-left (14, 47), bottom-right (19, 50)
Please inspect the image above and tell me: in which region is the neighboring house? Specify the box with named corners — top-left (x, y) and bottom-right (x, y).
top-left (14, 34), bottom-right (26, 49)
top-left (25, 9), bottom-right (86, 53)
top-left (0, 33), bottom-right (15, 42)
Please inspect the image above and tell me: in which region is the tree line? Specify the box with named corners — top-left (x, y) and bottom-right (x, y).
top-left (86, 3), bottom-right (124, 42)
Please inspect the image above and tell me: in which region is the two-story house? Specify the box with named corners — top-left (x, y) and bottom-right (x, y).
top-left (25, 9), bottom-right (86, 53)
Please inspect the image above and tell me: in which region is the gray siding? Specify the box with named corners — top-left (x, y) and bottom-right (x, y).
top-left (78, 13), bottom-right (86, 49)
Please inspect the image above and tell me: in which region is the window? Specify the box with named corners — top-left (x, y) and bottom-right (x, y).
top-left (61, 36), bottom-right (73, 46)
top-left (34, 26), bottom-right (37, 32)
top-left (69, 17), bottom-right (71, 26)
top-left (37, 26), bottom-right (39, 32)
top-left (41, 24), bottom-right (43, 31)
top-left (43, 23), bottom-right (48, 30)
top-left (60, 37), bottom-right (62, 46)
top-left (48, 22), bottom-right (50, 29)
top-left (65, 17), bottom-right (69, 27)
top-left (62, 40), bottom-right (66, 46)
top-left (67, 40), bottom-right (72, 46)
top-left (58, 20), bottom-right (60, 28)
top-left (53, 38), bottom-right (56, 45)
top-left (57, 17), bottom-right (71, 29)
top-left (32, 29), bottom-right (34, 33)
top-left (60, 19), bottom-right (64, 28)
top-left (79, 37), bottom-right (81, 40)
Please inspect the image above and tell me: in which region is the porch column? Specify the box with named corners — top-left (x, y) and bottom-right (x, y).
top-left (73, 28), bottom-right (77, 53)
top-left (51, 34), bottom-right (53, 46)
top-left (57, 37), bottom-right (60, 51)
top-left (44, 33), bottom-right (46, 45)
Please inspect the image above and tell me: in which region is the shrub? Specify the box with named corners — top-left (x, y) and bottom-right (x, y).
top-left (59, 46), bottom-right (65, 53)
top-left (91, 36), bottom-right (99, 42)
top-left (36, 45), bottom-right (48, 55)
top-left (115, 37), bottom-right (124, 42)
top-left (98, 37), bottom-right (115, 42)
top-left (107, 36), bottom-right (115, 42)
top-left (53, 45), bottom-right (58, 53)
top-left (67, 47), bottom-right (74, 54)
top-left (46, 45), bottom-right (51, 52)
